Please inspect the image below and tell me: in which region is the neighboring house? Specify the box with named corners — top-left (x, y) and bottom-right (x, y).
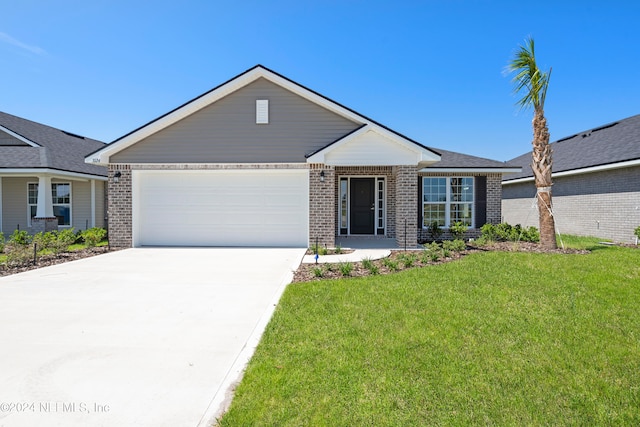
top-left (502, 114), bottom-right (640, 243)
top-left (0, 111), bottom-right (107, 235)
top-left (86, 65), bottom-right (519, 248)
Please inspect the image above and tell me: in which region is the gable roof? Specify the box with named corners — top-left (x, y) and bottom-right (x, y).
top-left (420, 147), bottom-right (521, 173)
top-left (0, 111), bottom-right (107, 178)
top-left (504, 114), bottom-right (640, 183)
top-left (86, 65), bottom-right (440, 165)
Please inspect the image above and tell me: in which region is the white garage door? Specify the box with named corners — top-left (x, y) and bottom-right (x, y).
top-left (133, 169), bottom-right (309, 247)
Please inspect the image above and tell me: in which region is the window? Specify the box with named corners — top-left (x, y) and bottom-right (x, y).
top-left (28, 182), bottom-right (72, 227)
top-left (422, 177), bottom-right (473, 228)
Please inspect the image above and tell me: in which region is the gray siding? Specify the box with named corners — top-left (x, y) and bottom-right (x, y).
top-left (502, 166), bottom-right (640, 243)
top-left (1, 177), bottom-right (107, 234)
top-left (2, 177), bottom-right (29, 233)
top-left (112, 78), bottom-right (361, 163)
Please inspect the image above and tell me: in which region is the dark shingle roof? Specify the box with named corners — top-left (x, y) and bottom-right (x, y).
top-left (0, 111), bottom-right (107, 177)
top-left (504, 114), bottom-right (640, 181)
top-left (423, 147), bottom-right (514, 169)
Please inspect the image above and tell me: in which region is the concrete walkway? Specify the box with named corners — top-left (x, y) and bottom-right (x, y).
top-left (0, 247), bottom-right (305, 427)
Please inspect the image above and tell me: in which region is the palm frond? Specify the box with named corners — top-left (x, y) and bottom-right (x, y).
top-left (507, 36), bottom-right (551, 110)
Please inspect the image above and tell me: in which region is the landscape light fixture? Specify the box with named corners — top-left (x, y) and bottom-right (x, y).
top-left (113, 171), bottom-right (121, 183)
top-left (320, 170), bottom-right (325, 182)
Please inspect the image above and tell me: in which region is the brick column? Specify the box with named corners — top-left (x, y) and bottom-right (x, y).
top-left (487, 173), bottom-right (502, 224)
top-left (108, 166), bottom-right (133, 248)
top-left (394, 165), bottom-right (418, 248)
top-left (309, 164), bottom-right (335, 248)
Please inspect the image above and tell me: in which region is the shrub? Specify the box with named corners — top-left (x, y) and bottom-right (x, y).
top-left (635, 226), bottom-right (640, 240)
top-left (51, 229), bottom-right (77, 254)
top-left (4, 242), bottom-right (33, 266)
top-left (334, 245), bottom-right (343, 254)
top-left (313, 267), bottom-right (324, 278)
top-left (443, 239), bottom-right (466, 252)
top-left (368, 264), bottom-right (380, 275)
top-left (480, 223), bottom-right (540, 243)
top-left (339, 262), bottom-right (353, 277)
top-left (399, 253), bottom-right (417, 268)
top-left (362, 257), bottom-right (374, 270)
top-left (0, 232), bottom-right (4, 253)
top-left (33, 232), bottom-right (56, 252)
top-left (427, 221), bottom-right (443, 241)
top-left (382, 257), bottom-right (399, 271)
top-left (81, 227), bottom-right (107, 247)
top-left (449, 221), bottom-right (468, 240)
top-left (9, 230), bottom-right (31, 245)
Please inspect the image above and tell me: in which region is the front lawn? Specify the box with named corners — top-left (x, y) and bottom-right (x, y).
top-left (218, 242), bottom-right (640, 426)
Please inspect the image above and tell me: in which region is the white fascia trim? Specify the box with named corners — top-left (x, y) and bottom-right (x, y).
top-left (86, 66), bottom-right (370, 165)
top-left (0, 168), bottom-right (108, 181)
top-left (420, 167), bottom-right (522, 174)
top-left (306, 124), bottom-right (440, 164)
top-left (0, 125), bottom-right (40, 147)
top-left (502, 159), bottom-right (640, 185)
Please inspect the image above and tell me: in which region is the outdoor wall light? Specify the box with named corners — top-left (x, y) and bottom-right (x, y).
top-left (320, 170), bottom-right (325, 182)
top-left (113, 171), bottom-right (121, 183)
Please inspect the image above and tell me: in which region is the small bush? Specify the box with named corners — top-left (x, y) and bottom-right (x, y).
top-left (313, 267), bottom-right (324, 278)
top-left (368, 264), bottom-right (380, 275)
top-left (51, 229), bottom-right (77, 254)
top-left (382, 257), bottom-right (399, 271)
top-left (362, 257), bottom-right (374, 270)
top-left (0, 232), bottom-right (4, 253)
top-left (449, 222), bottom-right (468, 240)
top-left (4, 242), bottom-right (33, 266)
top-left (339, 262), bottom-right (353, 277)
top-left (443, 239), bottom-right (466, 252)
top-left (334, 245), bottom-right (343, 254)
top-left (33, 232), bottom-right (56, 252)
top-left (81, 227), bottom-right (107, 247)
top-left (399, 253), bottom-right (417, 268)
top-left (427, 221), bottom-right (443, 241)
top-left (9, 230), bottom-right (31, 245)
top-left (480, 223), bottom-right (540, 243)
top-left (635, 226), bottom-right (640, 240)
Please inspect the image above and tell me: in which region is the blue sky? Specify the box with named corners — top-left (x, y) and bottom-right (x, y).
top-left (1, 0), bottom-right (638, 161)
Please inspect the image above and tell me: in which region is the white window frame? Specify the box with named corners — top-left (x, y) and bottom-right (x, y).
top-left (422, 177), bottom-right (474, 228)
top-left (27, 182), bottom-right (72, 228)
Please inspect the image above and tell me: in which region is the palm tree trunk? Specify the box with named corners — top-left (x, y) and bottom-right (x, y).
top-left (531, 109), bottom-right (557, 249)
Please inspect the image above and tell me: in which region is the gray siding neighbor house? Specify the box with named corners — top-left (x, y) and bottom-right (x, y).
top-left (0, 112), bottom-right (107, 235)
top-left (502, 114), bottom-right (640, 243)
top-left (87, 65), bottom-right (519, 248)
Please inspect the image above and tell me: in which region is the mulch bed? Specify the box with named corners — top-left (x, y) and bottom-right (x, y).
top-left (0, 246), bottom-right (114, 277)
top-left (293, 241), bottom-right (594, 283)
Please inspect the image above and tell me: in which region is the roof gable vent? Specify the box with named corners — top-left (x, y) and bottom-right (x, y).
top-left (256, 99), bottom-right (269, 124)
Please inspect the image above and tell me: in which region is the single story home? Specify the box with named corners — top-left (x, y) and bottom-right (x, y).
top-left (0, 111), bottom-right (107, 235)
top-left (87, 65), bottom-right (519, 248)
top-left (502, 114), bottom-right (640, 243)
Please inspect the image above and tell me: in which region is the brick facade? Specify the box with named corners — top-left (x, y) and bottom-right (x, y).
top-left (502, 166), bottom-right (640, 243)
top-left (309, 164), bottom-right (335, 248)
top-left (394, 166), bottom-right (418, 248)
top-left (107, 166), bottom-right (132, 248)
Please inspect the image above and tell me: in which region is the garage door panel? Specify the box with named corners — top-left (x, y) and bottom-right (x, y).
top-left (134, 170), bottom-right (309, 247)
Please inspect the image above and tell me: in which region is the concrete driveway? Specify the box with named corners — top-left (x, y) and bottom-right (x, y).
top-left (0, 247), bottom-right (305, 427)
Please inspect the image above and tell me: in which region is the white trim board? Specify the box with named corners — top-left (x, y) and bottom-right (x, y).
top-left (502, 159), bottom-right (640, 185)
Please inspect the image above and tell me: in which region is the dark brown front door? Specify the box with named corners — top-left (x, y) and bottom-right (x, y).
top-left (350, 178), bottom-right (375, 234)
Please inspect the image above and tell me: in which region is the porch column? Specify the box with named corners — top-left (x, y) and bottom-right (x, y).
top-left (33, 175), bottom-right (58, 233)
top-left (309, 164), bottom-right (335, 248)
top-left (394, 165), bottom-right (418, 249)
top-left (0, 177), bottom-right (3, 233)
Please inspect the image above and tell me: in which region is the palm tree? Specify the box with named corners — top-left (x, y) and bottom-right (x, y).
top-left (507, 37), bottom-right (557, 249)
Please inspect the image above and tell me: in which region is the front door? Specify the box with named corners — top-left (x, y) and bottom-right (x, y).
top-left (349, 178), bottom-right (375, 234)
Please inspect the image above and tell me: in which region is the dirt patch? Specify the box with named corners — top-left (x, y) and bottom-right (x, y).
top-left (0, 246), bottom-right (116, 277)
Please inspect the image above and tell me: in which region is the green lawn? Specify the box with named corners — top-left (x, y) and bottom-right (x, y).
top-left (218, 240), bottom-right (640, 426)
